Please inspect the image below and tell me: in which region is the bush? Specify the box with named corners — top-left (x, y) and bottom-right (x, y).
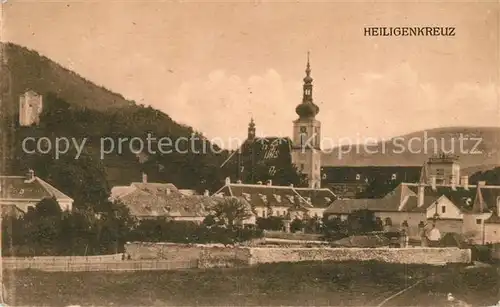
top-left (256, 217), bottom-right (284, 231)
top-left (290, 218), bottom-right (304, 233)
top-left (471, 245), bottom-right (492, 263)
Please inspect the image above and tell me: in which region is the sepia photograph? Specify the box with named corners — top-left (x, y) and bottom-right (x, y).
top-left (0, 0), bottom-right (500, 306)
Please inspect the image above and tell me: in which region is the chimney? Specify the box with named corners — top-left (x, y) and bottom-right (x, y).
top-left (225, 177), bottom-right (231, 185)
top-left (142, 172), bottom-right (147, 183)
top-left (267, 180), bottom-right (272, 186)
top-left (204, 190), bottom-right (210, 196)
top-left (430, 175), bottom-right (437, 191)
top-left (257, 181), bottom-right (263, 185)
top-left (24, 169), bottom-right (35, 183)
top-left (418, 184), bottom-right (425, 207)
top-left (461, 176), bottom-right (469, 190)
top-left (451, 174), bottom-right (457, 190)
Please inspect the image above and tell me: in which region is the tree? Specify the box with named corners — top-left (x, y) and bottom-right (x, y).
top-left (206, 197), bottom-right (253, 229)
top-left (356, 178), bottom-right (399, 198)
top-left (33, 197), bottom-right (63, 218)
top-left (94, 200), bottom-right (136, 253)
top-left (347, 209), bottom-right (378, 234)
top-left (290, 218), bottom-right (304, 233)
top-left (322, 216), bottom-right (348, 241)
top-left (256, 216), bottom-right (284, 231)
top-left (22, 198), bottom-right (64, 255)
top-left (304, 216), bottom-right (321, 233)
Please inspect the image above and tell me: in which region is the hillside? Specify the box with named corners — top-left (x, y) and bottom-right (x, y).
top-left (0, 43), bottom-right (231, 202)
top-left (322, 126), bottom-right (500, 171)
top-left (0, 42), bottom-right (132, 112)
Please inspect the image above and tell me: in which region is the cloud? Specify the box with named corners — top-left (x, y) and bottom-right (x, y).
top-left (165, 62), bottom-right (499, 149)
top-left (320, 62), bottom-right (499, 143)
top-left (165, 69), bottom-right (298, 149)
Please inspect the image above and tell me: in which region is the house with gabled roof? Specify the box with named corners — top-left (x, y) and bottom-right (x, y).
top-left (110, 173), bottom-right (256, 225)
top-left (213, 177), bottom-right (335, 222)
top-left (325, 155), bottom-right (500, 244)
top-left (0, 169), bottom-right (74, 214)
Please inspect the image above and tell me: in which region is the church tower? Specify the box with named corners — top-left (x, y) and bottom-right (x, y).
top-left (291, 53), bottom-right (321, 188)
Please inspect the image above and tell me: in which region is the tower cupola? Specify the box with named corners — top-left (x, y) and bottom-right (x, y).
top-left (295, 52), bottom-right (319, 119)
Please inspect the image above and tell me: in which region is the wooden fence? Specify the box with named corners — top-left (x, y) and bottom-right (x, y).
top-left (1, 256), bottom-right (199, 272)
top-left (4, 253), bottom-right (125, 263)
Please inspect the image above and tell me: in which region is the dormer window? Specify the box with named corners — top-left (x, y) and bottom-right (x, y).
top-left (274, 194), bottom-right (281, 203)
top-left (391, 173), bottom-right (397, 180)
top-left (260, 194), bottom-right (267, 203)
top-left (242, 193), bottom-right (251, 202)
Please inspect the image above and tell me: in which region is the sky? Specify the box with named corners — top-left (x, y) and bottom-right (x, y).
top-left (2, 1), bottom-right (500, 149)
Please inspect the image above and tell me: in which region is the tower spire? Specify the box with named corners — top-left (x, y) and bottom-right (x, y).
top-left (296, 52), bottom-right (319, 119)
top-left (306, 51), bottom-right (311, 77)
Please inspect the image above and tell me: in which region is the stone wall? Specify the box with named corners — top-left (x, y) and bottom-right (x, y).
top-left (247, 247), bottom-right (471, 265)
top-left (198, 247), bottom-right (251, 268)
top-left (125, 242), bottom-right (471, 268)
top-left (125, 242), bottom-right (250, 268)
top-left (124, 242), bottom-right (205, 261)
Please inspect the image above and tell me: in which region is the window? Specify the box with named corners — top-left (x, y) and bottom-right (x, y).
top-left (476, 219), bottom-right (482, 225)
top-left (436, 168), bottom-right (444, 176)
top-left (300, 164), bottom-right (305, 171)
top-left (384, 217), bottom-right (392, 226)
top-left (441, 206), bottom-right (446, 213)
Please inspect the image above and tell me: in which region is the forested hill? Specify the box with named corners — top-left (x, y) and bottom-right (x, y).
top-left (1, 42), bottom-right (132, 112)
top-left (0, 42), bottom-right (237, 209)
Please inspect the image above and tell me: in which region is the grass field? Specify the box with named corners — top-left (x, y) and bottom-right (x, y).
top-left (2, 261), bottom-right (500, 306)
